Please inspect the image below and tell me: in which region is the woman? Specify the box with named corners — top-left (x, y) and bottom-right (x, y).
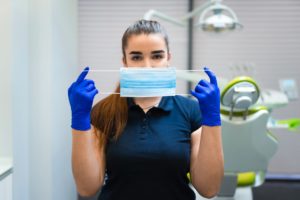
top-left (68, 19), bottom-right (224, 200)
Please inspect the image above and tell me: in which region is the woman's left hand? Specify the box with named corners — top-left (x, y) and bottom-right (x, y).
top-left (191, 67), bottom-right (221, 126)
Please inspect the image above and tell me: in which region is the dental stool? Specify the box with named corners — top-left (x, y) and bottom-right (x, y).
top-left (197, 76), bottom-right (278, 200)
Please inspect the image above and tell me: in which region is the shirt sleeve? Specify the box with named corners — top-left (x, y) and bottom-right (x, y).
top-left (190, 99), bottom-right (202, 132)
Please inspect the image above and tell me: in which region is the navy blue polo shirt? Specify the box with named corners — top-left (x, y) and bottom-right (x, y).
top-left (98, 95), bottom-right (202, 200)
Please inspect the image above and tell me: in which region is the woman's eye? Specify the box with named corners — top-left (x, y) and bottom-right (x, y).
top-left (131, 55), bottom-right (142, 61)
top-left (152, 54), bottom-right (163, 59)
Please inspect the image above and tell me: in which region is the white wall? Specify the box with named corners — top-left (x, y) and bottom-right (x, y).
top-left (11, 0), bottom-right (78, 199)
top-left (11, 0), bottom-right (30, 199)
top-left (0, 0), bottom-right (13, 159)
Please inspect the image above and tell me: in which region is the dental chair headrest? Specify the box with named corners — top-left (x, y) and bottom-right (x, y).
top-left (221, 76), bottom-right (260, 112)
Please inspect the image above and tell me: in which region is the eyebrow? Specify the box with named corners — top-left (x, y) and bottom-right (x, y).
top-left (129, 51), bottom-right (142, 55)
top-left (129, 50), bottom-right (166, 55)
top-left (151, 50), bottom-right (165, 54)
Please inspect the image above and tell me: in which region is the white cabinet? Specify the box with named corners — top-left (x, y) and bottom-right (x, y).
top-left (0, 173), bottom-right (12, 200)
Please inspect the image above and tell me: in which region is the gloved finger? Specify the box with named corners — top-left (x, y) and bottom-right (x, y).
top-left (198, 79), bottom-right (210, 87)
top-left (86, 83), bottom-right (95, 91)
top-left (68, 82), bottom-right (75, 95)
top-left (204, 67), bottom-right (218, 85)
top-left (82, 79), bottom-right (95, 87)
top-left (76, 66), bottom-right (89, 83)
top-left (195, 84), bottom-right (208, 94)
top-left (88, 88), bottom-right (98, 98)
top-left (191, 90), bottom-right (205, 100)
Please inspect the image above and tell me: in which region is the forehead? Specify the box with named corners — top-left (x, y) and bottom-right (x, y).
top-left (125, 33), bottom-right (167, 52)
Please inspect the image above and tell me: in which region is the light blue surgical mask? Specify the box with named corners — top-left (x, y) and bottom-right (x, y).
top-left (120, 67), bottom-right (176, 97)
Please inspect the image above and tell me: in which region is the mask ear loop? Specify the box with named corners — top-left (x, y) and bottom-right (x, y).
top-left (86, 68), bottom-right (207, 96)
top-left (98, 92), bottom-right (196, 96)
top-left (86, 69), bottom-right (207, 72)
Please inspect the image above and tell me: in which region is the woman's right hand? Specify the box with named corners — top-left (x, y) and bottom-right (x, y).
top-left (68, 66), bottom-right (98, 131)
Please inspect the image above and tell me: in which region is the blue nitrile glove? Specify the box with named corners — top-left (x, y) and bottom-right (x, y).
top-left (191, 67), bottom-right (221, 126)
top-left (68, 66), bottom-right (98, 131)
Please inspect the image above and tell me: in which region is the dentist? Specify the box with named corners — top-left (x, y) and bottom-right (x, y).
top-left (68, 19), bottom-right (223, 200)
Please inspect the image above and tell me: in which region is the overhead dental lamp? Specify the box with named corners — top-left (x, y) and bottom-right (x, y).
top-left (144, 0), bottom-right (243, 33)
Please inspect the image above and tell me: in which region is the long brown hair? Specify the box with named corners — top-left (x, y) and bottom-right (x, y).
top-left (91, 19), bottom-right (170, 148)
top-left (91, 85), bottom-right (127, 148)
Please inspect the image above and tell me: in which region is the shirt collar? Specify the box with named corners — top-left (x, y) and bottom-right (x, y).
top-left (127, 96), bottom-right (173, 112)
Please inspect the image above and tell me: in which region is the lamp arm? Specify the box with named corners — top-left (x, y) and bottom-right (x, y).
top-left (181, 0), bottom-right (212, 20)
top-left (143, 0), bottom-right (213, 27)
top-left (143, 9), bottom-right (186, 26)
top-left (143, 0), bottom-right (242, 30)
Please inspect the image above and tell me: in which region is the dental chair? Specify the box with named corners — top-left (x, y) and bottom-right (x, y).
top-left (193, 76), bottom-right (278, 200)
top-left (219, 76), bottom-right (278, 200)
